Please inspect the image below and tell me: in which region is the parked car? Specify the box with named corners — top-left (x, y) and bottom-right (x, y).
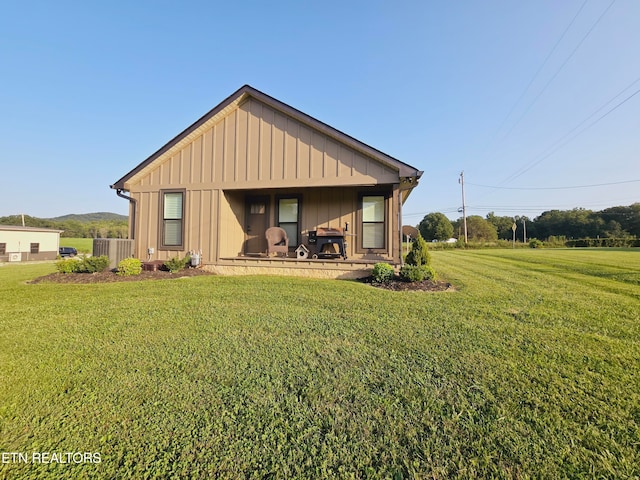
top-left (59, 247), bottom-right (78, 257)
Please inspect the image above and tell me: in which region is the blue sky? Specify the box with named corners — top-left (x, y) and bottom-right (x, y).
top-left (1, 0), bottom-right (638, 223)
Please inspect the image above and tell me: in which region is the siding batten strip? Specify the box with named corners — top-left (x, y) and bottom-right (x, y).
top-left (296, 126), bottom-right (300, 180)
top-left (272, 113), bottom-right (276, 180)
top-left (245, 103), bottom-right (250, 182)
top-left (221, 117), bottom-right (226, 182)
top-left (234, 108), bottom-right (239, 182)
top-left (257, 104), bottom-right (262, 181)
top-left (283, 117), bottom-right (287, 180)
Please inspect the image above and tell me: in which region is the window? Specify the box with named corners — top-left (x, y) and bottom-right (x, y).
top-left (161, 190), bottom-right (184, 248)
top-left (250, 202), bottom-right (266, 215)
top-left (30, 243), bottom-right (40, 254)
top-left (0, 243), bottom-right (5, 255)
top-left (361, 195), bottom-right (385, 250)
top-left (277, 197), bottom-right (299, 246)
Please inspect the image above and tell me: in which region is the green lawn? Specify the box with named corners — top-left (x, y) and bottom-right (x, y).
top-left (58, 238), bottom-right (93, 254)
top-left (0, 250), bottom-right (639, 479)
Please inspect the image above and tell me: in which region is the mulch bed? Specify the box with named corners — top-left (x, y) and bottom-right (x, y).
top-left (29, 269), bottom-right (454, 292)
top-left (28, 268), bottom-right (214, 284)
top-left (359, 277), bottom-right (455, 292)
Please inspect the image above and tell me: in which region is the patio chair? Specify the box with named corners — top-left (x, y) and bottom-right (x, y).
top-left (265, 227), bottom-right (289, 257)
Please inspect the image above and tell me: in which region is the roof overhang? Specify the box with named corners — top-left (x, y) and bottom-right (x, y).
top-left (111, 85), bottom-right (424, 192)
top-left (0, 225), bottom-right (64, 234)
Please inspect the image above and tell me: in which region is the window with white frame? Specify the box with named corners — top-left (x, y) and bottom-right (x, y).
top-left (361, 195), bottom-right (385, 249)
top-left (161, 191), bottom-right (184, 248)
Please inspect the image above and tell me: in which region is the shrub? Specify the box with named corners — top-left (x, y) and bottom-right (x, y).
top-left (117, 258), bottom-right (143, 276)
top-left (545, 236), bottom-right (567, 248)
top-left (371, 263), bottom-right (395, 283)
top-left (424, 240), bottom-right (460, 250)
top-left (529, 239), bottom-right (544, 249)
top-left (79, 255), bottom-right (110, 273)
top-left (400, 264), bottom-right (436, 282)
top-left (564, 237), bottom-right (640, 248)
top-left (55, 258), bottom-right (81, 274)
top-left (164, 255), bottom-right (191, 273)
top-left (405, 234), bottom-right (431, 266)
top-left (55, 255), bottom-right (110, 274)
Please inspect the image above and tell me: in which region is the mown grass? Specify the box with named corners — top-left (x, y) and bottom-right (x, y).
top-left (0, 250), bottom-right (639, 479)
top-left (58, 238), bottom-right (93, 254)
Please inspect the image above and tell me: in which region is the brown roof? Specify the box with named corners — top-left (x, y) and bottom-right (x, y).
top-left (111, 85), bottom-right (422, 190)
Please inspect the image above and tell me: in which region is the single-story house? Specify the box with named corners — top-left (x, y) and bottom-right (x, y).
top-left (111, 85), bottom-right (422, 278)
top-left (0, 226), bottom-right (63, 262)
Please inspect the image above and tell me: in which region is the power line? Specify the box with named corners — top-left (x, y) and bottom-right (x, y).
top-left (501, 0), bottom-right (616, 141)
top-left (491, 0), bottom-right (589, 143)
top-left (500, 84), bottom-right (640, 184)
top-left (473, 3), bottom-right (628, 204)
top-left (467, 199), bottom-right (639, 212)
top-left (403, 198), bottom-right (639, 219)
top-left (467, 179), bottom-right (640, 191)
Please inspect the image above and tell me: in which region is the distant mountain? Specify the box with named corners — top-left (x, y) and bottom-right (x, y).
top-left (0, 212), bottom-right (129, 238)
top-left (47, 212), bottom-right (128, 223)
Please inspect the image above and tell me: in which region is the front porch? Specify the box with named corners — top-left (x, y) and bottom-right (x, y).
top-left (202, 255), bottom-right (386, 279)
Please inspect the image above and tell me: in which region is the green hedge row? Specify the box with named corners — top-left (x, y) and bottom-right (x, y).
top-left (565, 238), bottom-right (640, 248)
top-left (424, 237), bottom-right (639, 249)
top-left (55, 256), bottom-right (110, 274)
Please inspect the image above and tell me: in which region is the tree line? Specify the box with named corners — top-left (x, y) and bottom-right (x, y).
top-left (416, 203), bottom-right (640, 243)
top-left (0, 214), bottom-right (129, 238)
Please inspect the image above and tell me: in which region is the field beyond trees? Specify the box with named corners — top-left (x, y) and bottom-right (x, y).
top-left (1, 250), bottom-right (638, 478)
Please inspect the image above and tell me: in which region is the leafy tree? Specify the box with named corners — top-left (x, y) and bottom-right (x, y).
top-left (0, 215), bottom-right (49, 228)
top-left (603, 220), bottom-right (626, 238)
top-left (58, 220), bottom-right (85, 237)
top-left (533, 208), bottom-right (603, 239)
top-left (418, 212), bottom-right (454, 241)
top-left (485, 212), bottom-right (516, 240)
top-left (465, 216), bottom-right (498, 241)
top-left (600, 203), bottom-right (639, 237)
top-left (0, 214), bottom-right (128, 238)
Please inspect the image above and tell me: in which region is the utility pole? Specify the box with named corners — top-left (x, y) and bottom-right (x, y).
top-left (522, 217), bottom-right (527, 243)
top-left (459, 172), bottom-right (468, 244)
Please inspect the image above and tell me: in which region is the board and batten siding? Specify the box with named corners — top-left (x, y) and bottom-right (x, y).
top-left (132, 186), bottom-right (399, 263)
top-left (133, 189), bottom-right (224, 263)
top-left (129, 96), bottom-right (404, 264)
top-left (132, 98), bottom-right (398, 192)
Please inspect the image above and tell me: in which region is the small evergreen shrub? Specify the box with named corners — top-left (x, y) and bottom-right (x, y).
top-left (529, 239), bottom-right (544, 249)
top-left (371, 263), bottom-right (395, 283)
top-left (405, 234), bottom-right (431, 266)
top-left (55, 258), bottom-right (81, 274)
top-left (116, 258), bottom-right (142, 276)
top-left (164, 255), bottom-right (191, 273)
top-left (79, 255), bottom-right (110, 273)
top-left (400, 264), bottom-right (436, 282)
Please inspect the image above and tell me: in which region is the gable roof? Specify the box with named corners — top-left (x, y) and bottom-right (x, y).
top-left (111, 85), bottom-right (422, 191)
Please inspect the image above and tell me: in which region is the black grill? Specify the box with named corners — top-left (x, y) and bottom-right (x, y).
top-left (308, 228), bottom-right (347, 260)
